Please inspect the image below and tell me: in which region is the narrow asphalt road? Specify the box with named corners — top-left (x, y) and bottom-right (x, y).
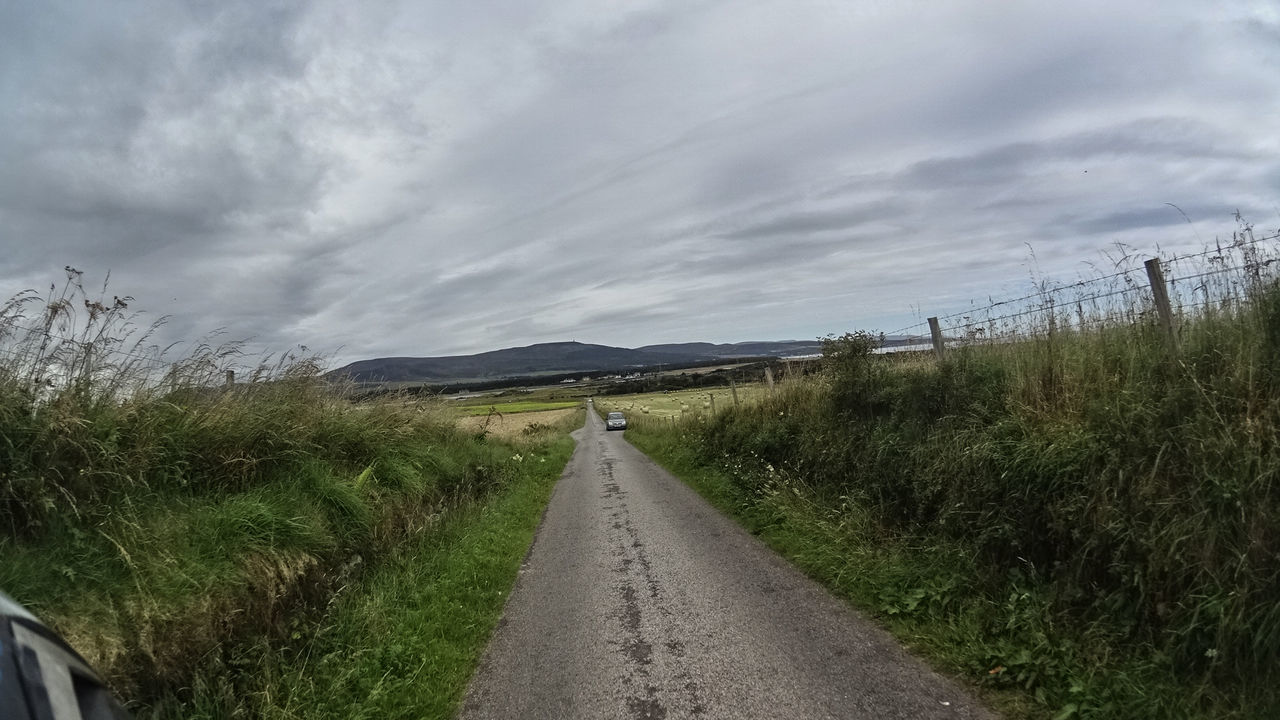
top-left (459, 410), bottom-right (995, 720)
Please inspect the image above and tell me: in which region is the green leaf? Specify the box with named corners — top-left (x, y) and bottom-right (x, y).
top-left (354, 464), bottom-right (375, 490)
top-left (1052, 703), bottom-right (1078, 720)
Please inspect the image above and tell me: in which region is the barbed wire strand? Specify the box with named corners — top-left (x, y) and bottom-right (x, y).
top-left (1169, 263), bottom-right (1276, 286)
top-left (939, 284), bottom-right (1152, 332)
top-left (921, 242), bottom-right (1280, 338)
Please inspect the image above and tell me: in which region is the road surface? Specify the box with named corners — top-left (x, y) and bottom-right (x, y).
top-left (459, 410), bottom-right (995, 720)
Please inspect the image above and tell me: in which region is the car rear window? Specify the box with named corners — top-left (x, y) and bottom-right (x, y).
top-left (607, 412), bottom-right (624, 419)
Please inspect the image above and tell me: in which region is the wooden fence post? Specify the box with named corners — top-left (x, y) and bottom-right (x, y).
top-left (729, 378), bottom-right (740, 407)
top-left (764, 366), bottom-right (775, 395)
top-left (928, 317), bottom-right (945, 360)
top-left (225, 369), bottom-right (235, 387)
top-left (81, 343), bottom-right (92, 389)
top-left (1144, 258), bottom-right (1178, 349)
top-left (709, 393), bottom-right (715, 414)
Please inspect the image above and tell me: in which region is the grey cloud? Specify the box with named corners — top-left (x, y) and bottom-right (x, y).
top-left (717, 200), bottom-right (904, 241)
top-left (898, 118), bottom-right (1243, 191)
top-left (1063, 205), bottom-right (1227, 236)
top-left (3, 0), bottom-right (1279, 365)
top-left (674, 236), bottom-right (862, 278)
top-left (0, 2), bottom-right (327, 287)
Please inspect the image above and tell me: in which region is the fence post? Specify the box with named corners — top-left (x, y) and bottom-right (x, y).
top-left (764, 366), bottom-right (775, 395)
top-left (81, 343), bottom-right (92, 389)
top-left (1144, 258), bottom-right (1178, 349)
top-left (709, 393), bottom-right (715, 414)
top-left (928, 317), bottom-right (945, 360)
top-left (225, 369), bottom-right (235, 387)
top-left (729, 378), bottom-right (740, 407)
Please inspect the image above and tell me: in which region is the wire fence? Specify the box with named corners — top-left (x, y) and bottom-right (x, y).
top-left (8, 226), bottom-right (1280, 389)
top-left (880, 226), bottom-right (1280, 353)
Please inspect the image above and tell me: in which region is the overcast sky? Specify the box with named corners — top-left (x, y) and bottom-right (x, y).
top-left (3, 0), bottom-right (1279, 363)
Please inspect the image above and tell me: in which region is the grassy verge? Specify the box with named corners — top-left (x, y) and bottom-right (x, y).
top-left (627, 417), bottom-right (1270, 719)
top-left (619, 276), bottom-right (1280, 718)
top-left (626, 426), bottom-right (1050, 717)
top-left (0, 273), bottom-right (583, 715)
top-left (145, 430), bottom-right (577, 719)
top-left (0, 385), bottom-right (527, 696)
top-left (0, 395), bottom-right (581, 715)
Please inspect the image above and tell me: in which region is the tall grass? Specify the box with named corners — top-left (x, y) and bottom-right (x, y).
top-left (0, 270), bottom-right (573, 710)
top-left (143, 430), bottom-right (578, 719)
top-left (628, 232), bottom-right (1280, 718)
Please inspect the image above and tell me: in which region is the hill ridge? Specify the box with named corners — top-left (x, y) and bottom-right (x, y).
top-left (331, 339), bottom-right (825, 384)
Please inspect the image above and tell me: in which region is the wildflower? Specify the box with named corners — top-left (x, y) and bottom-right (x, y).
top-left (511, 454), bottom-right (523, 462)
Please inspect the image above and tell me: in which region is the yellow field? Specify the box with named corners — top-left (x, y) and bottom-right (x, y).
top-left (456, 406), bottom-right (583, 440)
top-left (454, 400), bottom-right (581, 416)
top-left (593, 384), bottom-right (768, 419)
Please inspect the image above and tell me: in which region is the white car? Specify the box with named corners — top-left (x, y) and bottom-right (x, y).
top-left (605, 411), bottom-right (627, 431)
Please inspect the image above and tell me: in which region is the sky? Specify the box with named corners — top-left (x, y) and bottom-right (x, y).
top-left (2, 0), bottom-right (1279, 364)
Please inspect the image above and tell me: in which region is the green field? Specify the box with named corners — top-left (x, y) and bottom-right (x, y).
top-left (593, 384), bottom-right (768, 419)
top-left (454, 399), bottom-right (582, 416)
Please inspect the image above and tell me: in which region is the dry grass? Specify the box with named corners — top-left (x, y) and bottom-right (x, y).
top-left (457, 406), bottom-right (583, 440)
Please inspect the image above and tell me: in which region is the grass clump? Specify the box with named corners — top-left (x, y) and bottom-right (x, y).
top-left (625, 236), bottom-right (1280, 719)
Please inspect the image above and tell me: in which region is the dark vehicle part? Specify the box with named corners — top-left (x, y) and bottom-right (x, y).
top-left (1, 591), bottom-right (130, 719)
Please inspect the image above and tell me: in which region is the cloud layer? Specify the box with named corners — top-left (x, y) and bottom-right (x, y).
top-left (3, 0), bottom-right (1278, 362)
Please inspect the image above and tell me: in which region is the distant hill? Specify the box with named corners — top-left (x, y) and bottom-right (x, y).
top-left (330, 340), bottom-right (825, 384)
